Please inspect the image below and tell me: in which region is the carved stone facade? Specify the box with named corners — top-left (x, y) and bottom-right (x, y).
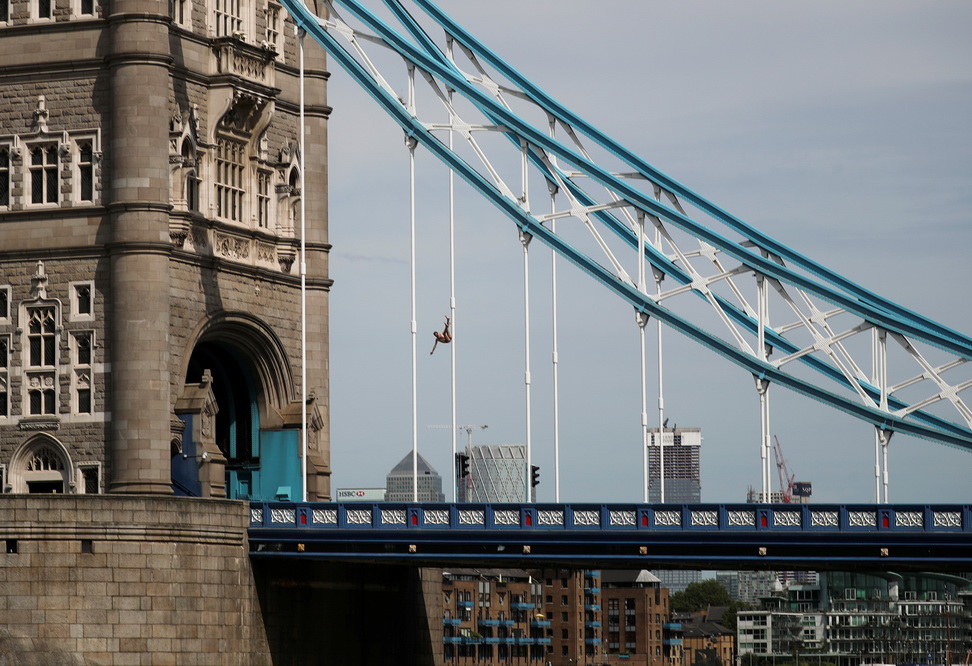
top-left (0, 0), bottom-right (332, 500)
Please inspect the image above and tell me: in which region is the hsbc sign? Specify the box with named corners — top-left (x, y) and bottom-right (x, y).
top-left (336, 488), bottom-right (386, 502)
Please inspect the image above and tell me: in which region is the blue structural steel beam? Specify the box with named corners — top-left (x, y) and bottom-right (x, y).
top-left (298, 0), bottom-right (972, 359)
top-left (409, 0), bottom-right (968, 349)
top-left (249, 502), bottom-right (972, 572)
top-left (282, 0), bottom-right (972, 451)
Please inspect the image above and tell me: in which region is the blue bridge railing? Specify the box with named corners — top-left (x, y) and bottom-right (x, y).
top-left (248, 502), bottom-right (972, 570)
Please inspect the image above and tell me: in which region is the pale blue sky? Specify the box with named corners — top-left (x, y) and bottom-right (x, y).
top-left (321, 1), bottom-right (972, 504)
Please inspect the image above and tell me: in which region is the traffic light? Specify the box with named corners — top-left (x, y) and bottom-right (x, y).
top-left (530, 465), bottom-right (540, 488)
top-left (456, 453), bottom-right (470, 479)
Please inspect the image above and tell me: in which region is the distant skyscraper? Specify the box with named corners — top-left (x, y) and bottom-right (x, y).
top-left (647, 426), bottom-right (701, 503)
top-left (649, 427), bottom-right (702, 593)
top-left (462, 444), bottom-right (532, 502)
top-left (385, 452), bottom-right (445, 502)
top-left (653, 569), bottom-right (702, 595)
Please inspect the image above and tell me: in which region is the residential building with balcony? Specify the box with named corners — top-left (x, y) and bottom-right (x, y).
top-left (736, 571), bottom-right (972, 665)
top-left (443, 568), bottom-right (548, 664)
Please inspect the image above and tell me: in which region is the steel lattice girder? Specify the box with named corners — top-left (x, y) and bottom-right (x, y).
top-left (281, 0), bottom-right (972, 450)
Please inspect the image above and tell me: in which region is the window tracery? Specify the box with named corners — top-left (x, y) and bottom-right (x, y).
top-left (3, 111), bottom-right (101, 209)
top-left (29, 144), bottom-right (58, 205)
top-left (169, 107), bottom-right (201, 216)
top-left (7, 436), bottom-right (73, 494)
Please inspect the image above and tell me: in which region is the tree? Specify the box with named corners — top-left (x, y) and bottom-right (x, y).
top-left (670, 579), bottom-right (733, 614)
top-left (720, 600), bottom-right (753, 632)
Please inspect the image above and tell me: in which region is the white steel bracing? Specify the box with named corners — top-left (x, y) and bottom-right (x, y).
top-left (285, 0), bottom-right (972, 456)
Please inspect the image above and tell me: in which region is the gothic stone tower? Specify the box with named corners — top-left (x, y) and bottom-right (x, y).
top-left (0, 0), bottom-right (331, 500)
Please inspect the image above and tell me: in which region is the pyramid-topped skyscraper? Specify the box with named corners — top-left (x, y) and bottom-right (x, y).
top-left (385, 451), bottom-right (445, 502)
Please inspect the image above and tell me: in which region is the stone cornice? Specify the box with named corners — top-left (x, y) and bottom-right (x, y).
top-left (104, 51), bottom-right (175, 68)
top-left (105, 201), bottom-right (173, 215)
top-left (105, 241), bottom-right (174, 256)
top-left (104, 11), bottom-right (172, 27)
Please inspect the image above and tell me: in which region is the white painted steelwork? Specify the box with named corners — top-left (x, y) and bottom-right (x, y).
top-left (283, 0), bottom-right (972, 502)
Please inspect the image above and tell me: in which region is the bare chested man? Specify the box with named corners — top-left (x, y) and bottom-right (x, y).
top-left (430, 316), bottom-right (452, 355)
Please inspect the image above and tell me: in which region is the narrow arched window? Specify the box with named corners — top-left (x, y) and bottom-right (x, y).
top-left (0, 147), bottom-right (9, 207)
top-left (77, 141), bottom-right (94, 202)
top-left (182, 142), bottom-right (199, 211)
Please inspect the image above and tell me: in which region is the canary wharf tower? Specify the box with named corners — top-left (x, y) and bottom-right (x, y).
top-left (0, 0), bottom-right (331, 501)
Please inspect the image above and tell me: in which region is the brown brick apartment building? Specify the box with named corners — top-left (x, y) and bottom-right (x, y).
top-left (442, 568), bottom-right (679, 666)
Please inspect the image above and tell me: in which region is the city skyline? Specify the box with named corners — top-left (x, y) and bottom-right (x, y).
top-left (325, 1), bottom-right (972, 505)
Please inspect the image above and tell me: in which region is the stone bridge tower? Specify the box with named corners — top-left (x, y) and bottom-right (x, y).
top-left (0, 0), bottom-right (331, 500)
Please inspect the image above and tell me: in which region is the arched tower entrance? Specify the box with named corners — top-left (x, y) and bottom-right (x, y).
top-left (172, 314), bottom-right (319, 501)
top-left (8, 435), bottom-right (73, 494)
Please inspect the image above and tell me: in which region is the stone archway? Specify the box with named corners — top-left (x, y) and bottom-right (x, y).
top-left (8, 435), bottom-right (73, 494)
top-left (175, 313), bottom-right (313, 500)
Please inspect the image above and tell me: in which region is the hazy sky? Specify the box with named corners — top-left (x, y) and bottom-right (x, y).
top-left (321, 1), bottom-right (972, 504)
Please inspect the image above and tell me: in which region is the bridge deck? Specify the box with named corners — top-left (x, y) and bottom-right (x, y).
top-left (249, 502), bottom-right (972, 571)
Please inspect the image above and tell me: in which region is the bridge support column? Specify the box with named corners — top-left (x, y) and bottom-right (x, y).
top-left (875, 427), bottom-right (892, 503)
top-left (754, 376), bottom-right (772, 502)
top-left (872, 328), bottom-right (891, 503)
top-left (754, 274), bottom-right (773, 502)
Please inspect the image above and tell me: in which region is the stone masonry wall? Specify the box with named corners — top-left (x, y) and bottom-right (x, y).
top-left (0, 495), bottom-right (271, 665)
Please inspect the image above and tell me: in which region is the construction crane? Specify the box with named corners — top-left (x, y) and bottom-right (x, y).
top-left (428, 424), bottom-right (488, 450)
top-left (428, 425), bottom-right (488, 502)
top-left (773, 435), bottom-right (796, 502)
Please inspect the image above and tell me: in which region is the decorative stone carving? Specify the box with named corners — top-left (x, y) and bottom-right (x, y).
top-left (174, 370), bottom-right (226, 499)
top-left (30, 261), bottom-right (49, 299)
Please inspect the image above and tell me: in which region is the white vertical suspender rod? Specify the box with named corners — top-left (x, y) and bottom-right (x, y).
top-left (756, 273), bottom-right (771, 502)
top-left (448, 86), bottom-right (458, 503)
top-left (655, 228), bottom-right (666, 504)
top-left (520, 139), bottom-right (533, 502)
top-left (547, 118), bottom-right (561, 503)
top-left (637, 212), bottom-right (649, 503)
top-left (407, 65), bottom-right (419, 502)
top-left (298, 28), bottom-right (308, 502)
top-left (872, 328), bottom-right (881, 503)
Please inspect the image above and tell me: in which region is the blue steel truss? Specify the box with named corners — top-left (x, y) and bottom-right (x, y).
top-left (249, 502), bottom-right (972, 571)
top-left (281, 0), bottom-right (972, 451)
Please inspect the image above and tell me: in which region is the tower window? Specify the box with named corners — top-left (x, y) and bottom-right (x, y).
top-left (0, 147), bottom-right (9, 206)
top-left (256, 170), bottom-right (271, 227)
top-left (265, 1), bottom-right (282, 53)
top-left (1, 0), bottom-right (9, 22)
top-left (75, 332), bottom-right (91, 365)
top-left (73, 332), bottom-right (92, 414)
top-left (80, 464), bottom-right (100, 493)
top-left (0, 287), bottom-right (8, 320)
top-left (27, 374), bottom-right (56, 415)
top-left (172, 0), bottom-right (189, 26)
top-left (73, 282), bottom-right (93, 318)
top-left (80, 0), bottom-right (93, 13)
top-left (28, 307), bottom-right (56, 367)
top-left (214, 0), bottom-right (243, 37)
top-left (75, 370), bottom-right (91, 414)
top-left (37, 0), bottom-right (52, 19)
top-left (214, 138), bottom-right (245, 222)
top-left (181, 142), bottom-right (199, 211)
top-left (77, 141), bottom-right (94, 201)
top-left (30, 145), bottom-right (59, 205)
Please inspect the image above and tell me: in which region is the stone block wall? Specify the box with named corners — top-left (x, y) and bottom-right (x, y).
top-left (0, 495), bottom-right (270, 665)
